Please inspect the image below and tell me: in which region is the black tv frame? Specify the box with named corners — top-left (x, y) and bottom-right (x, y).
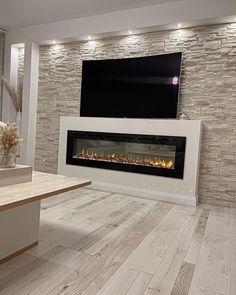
top-left (80, 52), bottom-right (182, 119)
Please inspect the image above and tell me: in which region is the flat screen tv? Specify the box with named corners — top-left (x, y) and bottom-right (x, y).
top-left (80, 52), bottom-right (182, 119)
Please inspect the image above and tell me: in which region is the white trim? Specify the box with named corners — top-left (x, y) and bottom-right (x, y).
top-left (18, 42), bottom-right (39, 167)
top-left (90, 181), bottom-right (197, 207)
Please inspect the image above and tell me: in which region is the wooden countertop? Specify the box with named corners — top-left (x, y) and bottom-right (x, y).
top-left (0, 171), bottom-right (91, 212)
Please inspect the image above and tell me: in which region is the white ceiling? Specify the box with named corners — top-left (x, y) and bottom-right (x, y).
top-left (0, 0), bottom-right (180, 29)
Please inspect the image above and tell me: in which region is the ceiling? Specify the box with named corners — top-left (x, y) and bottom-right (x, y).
top-left (0, 0), bottom-right (180, 29)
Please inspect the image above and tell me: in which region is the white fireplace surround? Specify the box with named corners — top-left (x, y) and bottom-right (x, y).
top-left (58, 117), bottom-right (202, 206)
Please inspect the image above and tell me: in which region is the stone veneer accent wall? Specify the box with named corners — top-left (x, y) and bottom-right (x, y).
top-left (35, 23), bottom-right (236, 207)
top-left (0, 31), bottom-right (5, 120)
top-left (17, 47), bottom-right (24, 101)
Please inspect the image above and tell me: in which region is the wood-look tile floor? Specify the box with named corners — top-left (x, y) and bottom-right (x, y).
top-left (0, 188), bottom-right (235, 295)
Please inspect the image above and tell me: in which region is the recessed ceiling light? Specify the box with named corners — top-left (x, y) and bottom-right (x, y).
top-left (88, 35), bottom-right (92, 40)
top-left (128, 30), bottom-right (132, 35)
top-left (177, 23), bottom-right (182, 28)
top-left (52, 40), bottom-right (56, 44)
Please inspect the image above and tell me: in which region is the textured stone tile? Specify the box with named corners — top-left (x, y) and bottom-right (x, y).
top-left (17, 47), bottom-right (24, 100)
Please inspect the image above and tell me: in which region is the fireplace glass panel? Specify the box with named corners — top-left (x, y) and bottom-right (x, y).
top-left (66, 131), bottom-right (186, 179)
top-left (73, 139), bottom-right (176, 170)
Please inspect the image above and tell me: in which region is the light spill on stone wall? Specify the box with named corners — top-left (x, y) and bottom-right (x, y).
top-left (35, 23), bottom-right (236, 207)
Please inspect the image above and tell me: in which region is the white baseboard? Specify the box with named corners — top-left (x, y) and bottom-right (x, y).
top-left (90, 181), bottom-right (197, 207)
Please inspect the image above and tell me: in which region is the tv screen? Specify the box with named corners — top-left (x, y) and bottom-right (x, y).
top-left (80, 52), bottom-right (182, 119)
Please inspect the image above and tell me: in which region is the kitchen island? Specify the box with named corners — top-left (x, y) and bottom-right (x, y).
top-left (0, 171), bottom-right (91, 264)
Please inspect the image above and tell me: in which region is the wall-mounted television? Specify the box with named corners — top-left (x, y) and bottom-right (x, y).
top-left (80, 52), bottom-right (182, 119)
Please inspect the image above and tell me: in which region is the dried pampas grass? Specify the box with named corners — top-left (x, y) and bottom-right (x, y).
top-left (1, 75), bottom-right (22, 112)
top-left (0, 123), bottom-right (22, 154)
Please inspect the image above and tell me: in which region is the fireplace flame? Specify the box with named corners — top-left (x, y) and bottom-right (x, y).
top-left (75, 149), bottom-right (175, 169)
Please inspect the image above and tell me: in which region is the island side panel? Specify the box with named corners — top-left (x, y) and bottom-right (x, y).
top-left (0, 201), bottom-right (40, 264)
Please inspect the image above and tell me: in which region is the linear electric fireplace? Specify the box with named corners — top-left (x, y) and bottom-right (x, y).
top-left (66, 130), bottom-right (186, 179)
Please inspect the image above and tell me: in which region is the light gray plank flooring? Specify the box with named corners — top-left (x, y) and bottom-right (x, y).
top-left (0, 188), bottom-right (235, 295)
